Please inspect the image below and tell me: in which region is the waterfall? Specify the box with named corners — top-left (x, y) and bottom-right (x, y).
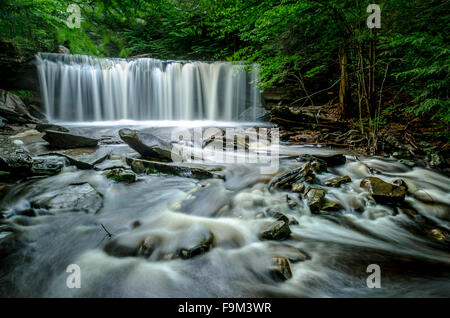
top-left (35, 53), bottom-right (262, 122)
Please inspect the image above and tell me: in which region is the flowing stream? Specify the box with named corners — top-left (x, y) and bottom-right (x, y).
top-left (1, 54), bottom-right (449, 297)
top-left (0, 123), bottom-right (449, 297)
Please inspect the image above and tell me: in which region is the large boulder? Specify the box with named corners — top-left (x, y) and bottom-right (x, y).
top-left (31, 183), bottom-right (103, 214)
top-left (43, 130), bottom-right (98, 149)
top-left (119, 128), bottom-right (175, 161)
top-left (360, 177), bottom-right (407, 204)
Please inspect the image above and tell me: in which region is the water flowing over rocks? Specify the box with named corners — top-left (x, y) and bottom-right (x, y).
top-left (31, 182), bottom-right (103, 214)
top-left (1, 124), bottom-right (450, 297)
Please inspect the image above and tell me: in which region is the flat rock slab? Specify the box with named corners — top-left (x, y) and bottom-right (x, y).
top-left (43, 130), bottom-right (99, 149)
top-left (119, 128), bottom-right (175, 161)
top-left (43, 147), bottom-right (112, 169)
top-left (126, 157), bottom-right (224, 180)
top-left (31, 182), bottom-right (103, 214)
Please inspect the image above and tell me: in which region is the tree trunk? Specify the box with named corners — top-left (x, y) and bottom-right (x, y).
top-left (338, 46), bottom-right (353, 118)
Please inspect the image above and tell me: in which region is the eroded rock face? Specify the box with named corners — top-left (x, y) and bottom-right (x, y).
top-left (360, 177), bottom-right (406, 204)
top-left (0, 89), bottom-right (39, 123)
top-left (259, 220), bottom-right (291, 240)
top-left (0, 136), bottom-right (32, 174)
top-left (31, 183), bottom-right (103, 214)
top-left (325, 176), bottom-right (351, 187)
top-left (43, 130), bottom-right (98, 149)
top-left (304, 187), bottom-right (326, 213)
top-left (119, 128), bottom-right (174, 161)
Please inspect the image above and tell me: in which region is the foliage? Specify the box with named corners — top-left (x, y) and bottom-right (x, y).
top-left (0, 0), bottom-right (448, 124)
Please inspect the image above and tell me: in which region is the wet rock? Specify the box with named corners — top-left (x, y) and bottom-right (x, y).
top-left (119, 128), bottom-right (175, 161)
top-left (291, 182), bottom-right (306, 193)
top-left (321, 201), bottom-right (344, 212)
top-left (179, 231), bottom-right (215, 259)
top-left (259, 220), bottom-right (291, 240)
top-left (304, 187), bottom-right (326, 213)
top-left (427, 229), bottom-right (449, 242)
top-left (297, 153), bottom-right (346, 167)
top-left (270, 257), bottom-right (292, 281)
top-left (126, 157), bottom-right (223, 180)
top-left (45, 147), bottom-right (111, 169)
top-left (31, 156), bottom-right (66, 175)
top-left (104, 168), bottom-right (136, 183)
top-left (268, 162), bottom-right (314, 191)
top-left (0, 89), bottom-right (39, 123)
top-left (35, 123), bottom-right (69, 133)
top-left (324, 176), bottom-right (351, 187)
top-left (32, 183), bottom-right (103, 214)
top-left (43, 130), bottom-right (98, 149)
top-left (360, 177), bottom-right (407, 204)
top-left (0, 136), bottom-right (32, 174)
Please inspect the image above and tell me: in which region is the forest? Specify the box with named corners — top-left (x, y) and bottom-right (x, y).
top-left (0, 0), bottom-right (449, 299)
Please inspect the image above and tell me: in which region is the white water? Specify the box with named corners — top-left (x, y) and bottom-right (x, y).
top-left (36, 53), bottom-right (262, 122)
top-left (1, 125), bottom-right (450, 297)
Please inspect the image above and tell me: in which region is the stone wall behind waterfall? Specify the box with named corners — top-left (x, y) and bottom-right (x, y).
top-left (36, 53), bottom-right (262, 122)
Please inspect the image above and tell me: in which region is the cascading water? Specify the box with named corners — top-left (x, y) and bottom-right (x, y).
top-left (36, 53), bottom-right (262, 122)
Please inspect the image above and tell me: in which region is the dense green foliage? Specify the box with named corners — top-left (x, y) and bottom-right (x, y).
top-left (0, 0), bottom-right (448, 123)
